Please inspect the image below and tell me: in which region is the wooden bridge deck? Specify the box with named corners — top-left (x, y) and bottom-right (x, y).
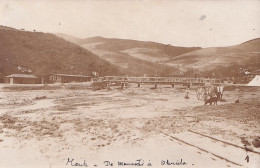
top-left (103, 76), bottom-right (222, 85)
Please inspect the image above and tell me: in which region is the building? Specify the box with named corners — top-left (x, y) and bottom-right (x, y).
top-left (49, 74), bottom-right (91, 83)
top-left (5, 74), bottom-right (38, 84)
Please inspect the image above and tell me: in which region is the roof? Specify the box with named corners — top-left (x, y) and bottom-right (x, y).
top-left (5, 74), bottom-right (37, 78)
top-left (52, 74), bottom-right (90, 78)
top-left (247, 75), bottom-right (260, 86)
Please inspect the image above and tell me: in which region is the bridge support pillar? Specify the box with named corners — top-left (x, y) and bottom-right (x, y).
top-left (121, 83), bottom-right (127, 89)
top-left (137, 83), bottom-right (141, 88)
top-left (106, 82), bottom-right (111, 90)
top-left (154, 83), bottom-right (157, 89)
top-left (171, 84), bottom-right (175, 88)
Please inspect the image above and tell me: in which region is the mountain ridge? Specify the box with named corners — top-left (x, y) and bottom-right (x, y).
top-left (1, 26), bottom-right (259, 80)
top-left (0, 27), bottom-right (179, 78)
top-left (57, 33), bottom-right (260, 73)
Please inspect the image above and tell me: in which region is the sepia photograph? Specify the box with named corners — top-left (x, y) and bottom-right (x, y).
top-left (0, 0), bottom-right (260, 167)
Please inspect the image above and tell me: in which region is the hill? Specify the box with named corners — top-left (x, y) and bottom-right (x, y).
top-left (163, 38), bottom-right (260, 71)
top-left (1, 26), bottom-right (259, 82)
top-left (57, 34), bottom-right (199, 75)
top-left (79, 36), bottom-right (201, 59)
top-left (57, 34), bottom-right (260, 76)
top-left (0, 27), bottom-right (123, 78)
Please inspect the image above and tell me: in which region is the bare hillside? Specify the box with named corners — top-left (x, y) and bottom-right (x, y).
top-left (57, 34), bottom-right (181, 76)
top-left (0, 27), bottom-right (122, 78)
top-left (164, 38), bottom-right (260, 70)
top-left (57, 33), bottom-right (260, 74)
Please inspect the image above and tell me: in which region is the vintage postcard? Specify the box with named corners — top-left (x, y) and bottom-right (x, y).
top-left (0, 0), bottom-right (260, 168)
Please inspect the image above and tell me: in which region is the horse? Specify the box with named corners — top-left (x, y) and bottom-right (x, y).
top-left (204, 97), bottom-right (218, 105)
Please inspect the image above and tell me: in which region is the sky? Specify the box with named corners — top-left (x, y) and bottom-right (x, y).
top-left (0, 0), bottom-right (260, 47)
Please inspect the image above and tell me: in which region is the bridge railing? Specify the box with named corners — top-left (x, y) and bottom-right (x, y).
top-left (103, 76), bottom-right (221, 84)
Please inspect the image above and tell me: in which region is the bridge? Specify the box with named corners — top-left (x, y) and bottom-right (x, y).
top-left (102, 76), bottom-right (222, 88)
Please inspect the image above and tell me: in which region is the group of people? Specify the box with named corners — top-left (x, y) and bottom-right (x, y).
top-left (196, 85), bottom-right (224, 104)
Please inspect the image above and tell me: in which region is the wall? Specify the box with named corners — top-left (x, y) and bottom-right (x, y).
top-left (7, 78), bottom-right (37, 84)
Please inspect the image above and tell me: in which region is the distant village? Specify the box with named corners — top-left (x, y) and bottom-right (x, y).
top-left (1, 62), bottom-right (260, 85)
